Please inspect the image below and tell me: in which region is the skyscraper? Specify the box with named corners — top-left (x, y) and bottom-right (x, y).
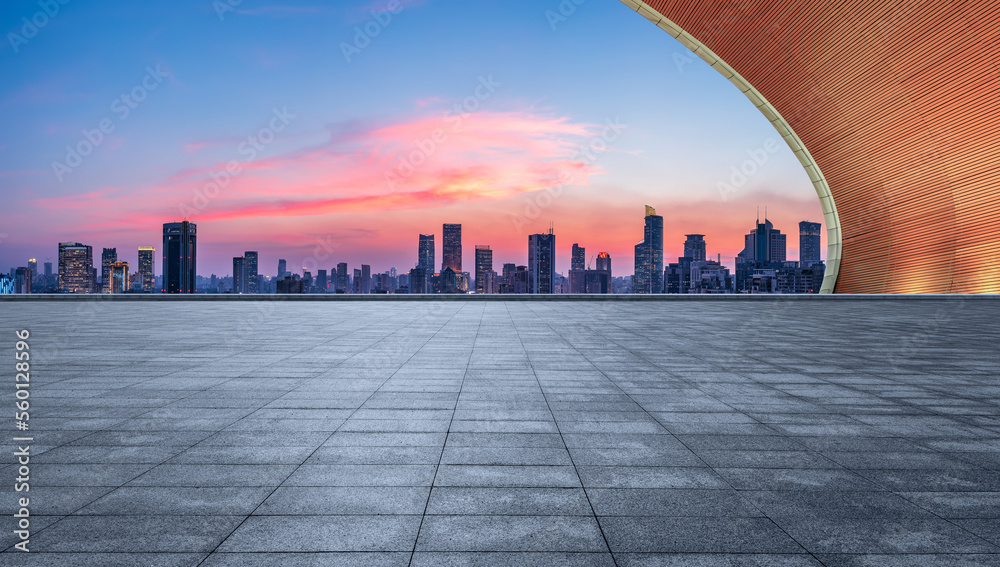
top-left (137, 247), bottom-right (155, 292)
top-left (595, 251), bottom-right (611, 275)
top-left (162, 221), bottom-right (196, 294)
top-left (569, 243), bottom-right (586, 293)
top-left (316, 269), bottom-right (328, 293)
top-left (101, 248), bottom-right (117, 293)
top-left (474, 245), bottom-right (493, 294)
top-left (361, 264), bottom-right (371, 294)
top-left (278, 259), bottom-right (287, 278)
top-left (799, 221), bottom-right (822, 267)
top-left (418, 234), bottom-right (435, 272)
top-left (58, 242), bottom-right (93, 293)
top-left (528, 229), bottom-right (556, 294)
top-left (684, 235), bottom-right (707, 262)
top-left (633, 206), bottom-right (664, 294)
top-left (233, 256), bottom-right (247, 294)
top-left (337, 263), bottom-right (348, 293)
top-left (110, 261), bottom-right (129, 294)
top-left (442, 224), bottom-right (462, 273)
top-left (353, 269), bottom-right (362, 293)
top-left (244, 251), bottom-right (259, 293)
top-left (740, 218), bottom-right (786, 264)
top-left (14, 267), bottom-right (32, 294)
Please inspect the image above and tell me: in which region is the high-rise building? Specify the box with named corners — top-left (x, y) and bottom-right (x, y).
top-left (361, 264), bottom-right (371, 294)
top-left (595, 252), bottom-right (611, 275)
top-left (735, 218), bottom-right (787, 292)
top-left (799, 221), bottom-right (822, 267)
top-left (337, 263), bottom-right (348, 293)
top-left (442, 224), bottom-right (462, 273)
top-left (741, 218), bottom-right (786, 264)
top-left (353, 269), bottom-right (362, 293)
top-left (58, 242), bottom-right (93, 293)
top-left (418, 234), bottom-right (435, 271)
top-left (244, 251), bottom-right (258, 293)
top-left (316, 269), bottom-right (328, 293)
top-left (684, 235), bottom-right (707, 262)
top-left (408, 267), bottom-right (426, 294)
top-left (569, 243), bottom-right (586, 293)
top-left (27, 259), bottom-right (37, 276)
top-left (633, 206), bottom-right (664, 294)
top-left (528, 229), bottom-right (556, 294)
top-left (137, 247), bottom-right (155, 292)
top-left (162, 221), bottom-right (197, 294)
top-left (474, 245), bottom-right (492, 294)
top-left (233, 256), bottom-right (247, 294)
top-left (110, 261), bottom-right (129, 294)
top-left (101, 248), bottom-right (117, 293)
top-left (14, 267), bottom-right (32, 294)
top-left (278, 259), bottom-right (287, 278)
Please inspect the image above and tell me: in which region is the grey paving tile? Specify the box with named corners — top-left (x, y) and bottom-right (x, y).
top-left (415, 515), bottom-right (606, 551)
top-left (217, 516), bottom-right (422, 552)
top-left (588, 488), bottom-right (763, 517)
top-left (434, 465), bottom-right (581, 487)
top-left (200, 552), bottom-right (411, 566)
top-left (256, 486), bottom-right (430, 515)
top-left (776, 518), bottom-right (999, 554)
top-left (599, 517), bottom-right (805, 553)
top-left (410, 551), bottom-right (616, 566)
top-left (75, 486), bottom-right (272, 515)
top-left (426, 487), bottom-right (592, 515)
top-left (0, 553), bottom-right (209, 566)
top-left (31, 515), bottom-right (245, 552)
top-left (284, 464), bottom-right (438, 486)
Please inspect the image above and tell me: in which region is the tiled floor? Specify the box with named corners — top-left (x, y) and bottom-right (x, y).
top-left (1, 298), bottom-right (998, 566)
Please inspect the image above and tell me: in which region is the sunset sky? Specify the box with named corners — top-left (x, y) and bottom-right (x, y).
top-left (0, 0), bottom-right (825, 278)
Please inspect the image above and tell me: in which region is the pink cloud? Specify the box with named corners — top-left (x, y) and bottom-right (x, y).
top-left (94, 110), bottom-right (607, 223)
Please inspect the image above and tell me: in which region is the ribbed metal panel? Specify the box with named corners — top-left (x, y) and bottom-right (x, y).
top-left (633, 0), bottom-right (1000, 293)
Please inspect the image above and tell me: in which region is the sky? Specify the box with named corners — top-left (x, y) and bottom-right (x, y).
top-left (0, 0), bottom-right (825, 278)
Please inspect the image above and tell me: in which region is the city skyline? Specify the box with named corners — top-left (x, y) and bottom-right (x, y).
top-left (0, 0), bottom-right (825, 278)
top-left (6, 208), bottom-right (824, 295)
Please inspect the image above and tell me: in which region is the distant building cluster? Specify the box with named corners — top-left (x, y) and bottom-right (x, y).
top-left (2, 207), bottom-right (824, 295)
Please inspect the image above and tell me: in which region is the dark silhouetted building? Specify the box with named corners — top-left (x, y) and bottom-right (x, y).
top-left (244, 251), bottom-right (258, 293)
top-left (233, 256), bottom-right (247, 294)
top-left (569, 243), bottom-right (586, 293)
top-left (418, 234), bottom-right (435, 271)
top-left (799, 221), bottom-right (822, 267)
top-left (278, 259), bottom-right (287, 278)
top-left (337, 263), bottom-right (348, 293)
top-left (408, 267), bottom-right (427, 294)
top-left (58, 242), bottom-right (93, 293)
top-left (361, 264), bottom-right (371, 293)
top-left (528, 229), bottom-right (556, 294)
top-left (442, 224), bottom-right (461, 273)
top-left (110, 261), bottom-right (129, 294)
top-left (277, 275), bottom-right (304, 294)
top-left (736, 218), bottom-right (786, 292)
top-left (474, 245), bottom-right (492, 294)
top-left (684, 235), bottom-right (707, 262)
top-left (101, 248), bottom-right (117, 293)
top-left (353, 269), bottom-right (362, 293)
top-left (162, 221), bottom-right (197, 294)
top-left (634, 206), bottom-right (664, 294)
top-left (316, 269), bottom-right (328, 293)
top-left (14, 267), bottom-right (32, 294)
top-left (138, 247), bottom-right (154, 292)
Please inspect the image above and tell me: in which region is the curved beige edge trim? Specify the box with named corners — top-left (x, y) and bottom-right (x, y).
top-left (620, 0), bottom-right (842, 293)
